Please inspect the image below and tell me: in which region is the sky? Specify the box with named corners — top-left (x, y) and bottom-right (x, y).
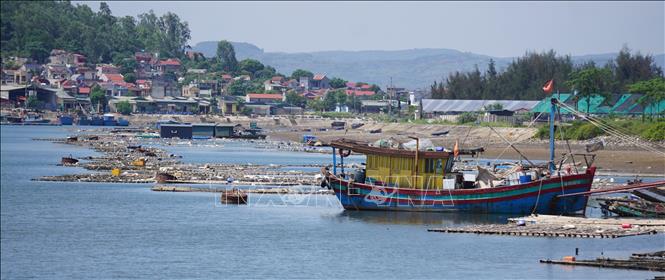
top-left (76, 1), bottom-right (665, 57)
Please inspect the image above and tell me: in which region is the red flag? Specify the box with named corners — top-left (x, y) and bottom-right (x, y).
top-left (542, 79), bottom-right (554, 94)
top-left (453, 140), bottom-right (459, 158)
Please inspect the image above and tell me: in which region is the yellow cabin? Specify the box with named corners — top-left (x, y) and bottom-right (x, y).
top-left (330, 139), bottom-right (453, 189)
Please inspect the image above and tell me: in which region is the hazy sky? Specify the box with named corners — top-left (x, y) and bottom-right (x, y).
top-left (77, 1), bottom-right (664, 57)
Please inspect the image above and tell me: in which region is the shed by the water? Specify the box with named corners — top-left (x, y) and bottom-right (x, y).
top-left (215, 124), bottom-right (236, 137)
top-left (160, 124), bottom-right (193, 139)
top-left (192, 123), bottom-right (216, 138)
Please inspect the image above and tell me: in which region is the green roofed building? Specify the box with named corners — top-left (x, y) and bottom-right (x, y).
top-left (530, 93), bottom-right (665, 116)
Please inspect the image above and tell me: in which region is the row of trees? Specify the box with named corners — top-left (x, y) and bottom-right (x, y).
top-left (1, 1), bottom-right (191, 63)
top-left (431, 48), bottom-right (663, 101)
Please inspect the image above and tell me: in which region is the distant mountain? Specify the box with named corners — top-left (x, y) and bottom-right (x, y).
top-left (193, 41), bottom-right (665, 89)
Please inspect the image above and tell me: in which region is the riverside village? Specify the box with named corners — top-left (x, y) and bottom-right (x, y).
top-left (1, 1), bottom-right (664, 279)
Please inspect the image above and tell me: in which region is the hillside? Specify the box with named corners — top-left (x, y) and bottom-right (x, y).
top-left (192, 41), bottom-right (665, 89)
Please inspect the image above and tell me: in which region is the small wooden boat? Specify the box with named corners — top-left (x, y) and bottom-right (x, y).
top-left (155, 172), bottom-right (178, 183)
top-left (221, 189), bottom-right (248, 204)
top-left (61, 156), bottom-right (79, 165)
top-left (598, 197), bottom-right (665, 218)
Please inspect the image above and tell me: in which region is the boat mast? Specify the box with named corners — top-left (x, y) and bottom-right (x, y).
top-left (549, 97), bottom-right (557, 174)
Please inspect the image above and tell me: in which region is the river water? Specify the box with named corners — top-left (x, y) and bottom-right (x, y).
top-left (1, 126), bottom-right (663, 279)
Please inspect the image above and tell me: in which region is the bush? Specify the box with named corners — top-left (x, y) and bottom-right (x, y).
top-left (116, 101), bottom-right (132, 115)
top-left (641, 122), bottom-right (665, 141)
top-left (26, 95), bottom-right (42, 109)
top-left (457, 112), bottom-right (477, 124)
top-left (567, 123), bottom-right (603, 140)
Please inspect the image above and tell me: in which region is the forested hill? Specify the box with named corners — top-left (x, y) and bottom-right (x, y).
top-left (193, 41), bottom-right (665, 89)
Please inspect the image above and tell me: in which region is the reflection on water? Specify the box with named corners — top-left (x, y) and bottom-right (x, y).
top-left (336, 210), bottom-right (513, 226)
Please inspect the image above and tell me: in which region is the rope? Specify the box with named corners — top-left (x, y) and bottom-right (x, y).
top-left (490, 111), bottom-right (545, 166)
top-left (531, 177), bottom-right (545, 215)
top-left (556, 102), bottom-right (665, 156)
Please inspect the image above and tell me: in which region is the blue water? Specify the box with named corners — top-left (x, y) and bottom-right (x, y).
top-left (2, 126), bottom-right (664, 279)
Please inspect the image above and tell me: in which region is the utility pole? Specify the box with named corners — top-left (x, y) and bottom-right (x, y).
top-left (388, 77), bottom-right (393, 116)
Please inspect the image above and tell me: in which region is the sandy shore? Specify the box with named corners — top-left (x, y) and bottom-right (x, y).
top-left (71, 113), bottom-right (665, 176)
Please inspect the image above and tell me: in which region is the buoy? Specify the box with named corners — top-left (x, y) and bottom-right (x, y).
top-left (111, 168), bottom-right (121, 176)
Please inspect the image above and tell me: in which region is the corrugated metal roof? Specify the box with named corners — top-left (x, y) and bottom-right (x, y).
top-left (531, 94), bottom-right (572, 113)
top-left (421, 99), bottom-right (539, 113)
top-left (531, 93), bottom-right (665, 115)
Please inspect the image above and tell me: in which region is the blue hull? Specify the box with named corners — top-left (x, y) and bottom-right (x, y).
top-left (328, 168), bottom-right (595, 215)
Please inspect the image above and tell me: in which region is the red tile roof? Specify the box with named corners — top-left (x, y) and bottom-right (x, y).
top-left (313, 74), bottom-right (326, 81)
top-left (221, 74), bottom-right (233, 79)
top-left (360, 84), bottom-right (372, 89)
top-left (78, 87), bottom-right (91, 94)
top-left (103, 74), bottom-right (124, 83)
top-left (346, 89), bottom-right (375, 96)
top-left (271, 76), bottom-right (284, 82)
top-left (247, 93), bottom-right (283, 100)
top-left (159, 58), bottom-right (181, 66)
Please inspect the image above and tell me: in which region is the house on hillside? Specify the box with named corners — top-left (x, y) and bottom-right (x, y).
top-left (264, 80), bottom-right (287, 92)
top-left (49, 49), bottom-right (85, 66)
top-left (100, 73), bottom-right (124, 83)
top-left (158, 58), bottom-right (181, 74)
top-left (181, 84), bottom-right (200, 98)
top-left (245, 93), bottom-right (284, 103)
top-left (76, 67), bottom-right (97, 80)
top-left (310, 74), bottom-right (329, 89)
top-left (135, 79), bottom-right (152, 96)
top-left (150, 78), bottom-right (178, 98)
top-left (220, 96), bottom-right (240, 115)
top-left (46, 64), bottom-right (71, 81)
top-left (96, 64), bottom-right (120, 76)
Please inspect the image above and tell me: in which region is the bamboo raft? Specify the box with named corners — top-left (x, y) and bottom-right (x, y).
top-left (540, 251), bottom-right (665, 272)
top-left (151, 185), bottom-right (334, 195)
top-left (428, 215), bottom-right (665, 239)
top-left (427, 225), bottom-right (658, 238)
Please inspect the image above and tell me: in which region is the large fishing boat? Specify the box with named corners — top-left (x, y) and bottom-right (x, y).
top-left (323, 98), bottom-right (597, 215)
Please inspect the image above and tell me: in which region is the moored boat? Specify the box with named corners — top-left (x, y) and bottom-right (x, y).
top-left (58, 115), bottom-right (73, 125)
top-left (323, 98), bottom-right (596, 215)
top-left (155, 172), bottom-right (178, 183)
top-left (61, 156), bottom-right (79, 165)
top-left (221, 188), bottom-right (248, 204)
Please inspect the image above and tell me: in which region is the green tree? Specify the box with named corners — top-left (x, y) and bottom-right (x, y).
top-left (290, 69), bottom-right (313, 80)
top-left (216, 40), bottom-right (238, 73)
top-left (26, 95), bottom-right (42, 109)
top-left (226, 80), bottom-right (261, 96)
top-left (116, 100), bottom-right (132, 115)
top-left (285, 91), bottom-right (306, 107)
top-left (566, 67), bottom-right (614, 115)
top-left (239, 59), bottom-right (264, 75)
top-left (90, 85), bottom-right (107, 112)
top-left (610, 46), bottom-right (663, 91)
top-left (209, 97), bottom-right (218, 113)
top-left (627, 78), bottom-right (665, 120)
top-left (484, 102), bottom-right (503, 111)
top-left (323, 89), bottom-right (347, 111)
top-left (123, 73), bottom-right (136, 83)
top-left (329, 77), bottom-right (348, 89)
top-left (307, 99), bottom-right (325, 112)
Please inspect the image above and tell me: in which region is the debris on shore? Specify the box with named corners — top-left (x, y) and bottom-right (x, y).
top-left (34, 132), bottom-right (325, 186)
top-left (428, 215), bottom-right (665, 238)
top-left (151, 185), bottom-right (333, 195)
